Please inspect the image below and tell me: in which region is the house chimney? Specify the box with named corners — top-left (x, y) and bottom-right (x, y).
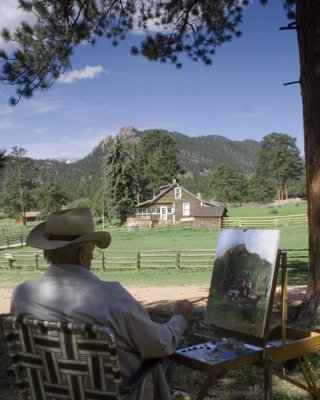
top-left (197, 192), bottom-right (202, 200)
top-left (172, 178), bottom-right (176, 184)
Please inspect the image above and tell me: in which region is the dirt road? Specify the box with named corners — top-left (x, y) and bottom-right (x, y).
top-left (0, 284), bottom-right (212, 314)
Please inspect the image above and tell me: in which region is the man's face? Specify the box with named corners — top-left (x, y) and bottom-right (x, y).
top-left (79, 243), bottom-right (95, 269)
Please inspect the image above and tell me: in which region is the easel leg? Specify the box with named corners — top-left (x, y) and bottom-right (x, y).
top-left (264, 358), bottom-right (273, 400)
top-left (299, 355), bottom-right (320, 399)
top-left (197, 375), bottom-right (214, 400)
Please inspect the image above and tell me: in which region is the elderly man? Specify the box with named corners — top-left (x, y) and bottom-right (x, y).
top-left (10, 207), bottom-right (193, 399)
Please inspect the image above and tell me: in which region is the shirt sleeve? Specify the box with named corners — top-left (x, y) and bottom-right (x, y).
top-left (108, 285), bottom-right (188, 359)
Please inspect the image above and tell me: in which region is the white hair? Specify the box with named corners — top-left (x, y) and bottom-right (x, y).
top-left (43, 242), bottom-right (93, 265)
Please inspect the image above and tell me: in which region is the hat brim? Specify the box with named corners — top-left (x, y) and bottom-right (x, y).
top-left (26, 221), bottom-right (111, 250)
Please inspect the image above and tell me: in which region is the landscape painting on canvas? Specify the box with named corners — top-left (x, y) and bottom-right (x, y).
top-left (205, 229), bottom-right (280, 337)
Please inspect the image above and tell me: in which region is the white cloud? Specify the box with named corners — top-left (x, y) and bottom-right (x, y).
top-left (58, 65), bottom-right (107, 84)
top-left (22, 133), bottom-right (111, 160)
top-left (0, 1), bottom-right (36, 51)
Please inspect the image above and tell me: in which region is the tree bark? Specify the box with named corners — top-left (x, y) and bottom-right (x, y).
top-left (295, 1), bottom-right (320, 324)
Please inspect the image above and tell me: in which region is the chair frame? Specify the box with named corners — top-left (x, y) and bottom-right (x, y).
top-left (4, 315), bottom-right (160, 400)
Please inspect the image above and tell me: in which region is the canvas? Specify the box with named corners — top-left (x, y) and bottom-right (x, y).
top-left (205, 229), bottom-right (280, 337)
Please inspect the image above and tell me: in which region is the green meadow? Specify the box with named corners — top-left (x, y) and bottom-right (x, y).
top-left (0, 201), bottom-right (309, 288)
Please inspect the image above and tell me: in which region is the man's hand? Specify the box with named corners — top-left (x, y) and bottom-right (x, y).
top-left (173, 299), bottom-right (193, 323)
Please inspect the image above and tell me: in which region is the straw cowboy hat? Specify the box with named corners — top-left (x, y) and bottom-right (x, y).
top-left (26, 207), bottom-right (111, 250)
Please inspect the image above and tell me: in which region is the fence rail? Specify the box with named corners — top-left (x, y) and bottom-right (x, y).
top-left (222, 214), bottom-right (307, 228)
top-left (0, 249), bottom-right (217, 270)
top-left (0, 248), bottom-right (308, 271)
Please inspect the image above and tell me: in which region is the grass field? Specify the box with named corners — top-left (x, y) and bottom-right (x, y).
top-left (0, 223), bottom-right (309, 289)
top-left (228, 201), bottom-right (307, 217)
top-left (104, 223), bottom-right (308, 252)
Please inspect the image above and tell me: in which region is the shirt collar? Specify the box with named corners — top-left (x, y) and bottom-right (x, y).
top-left (45, 264), bottom-right (100, 280)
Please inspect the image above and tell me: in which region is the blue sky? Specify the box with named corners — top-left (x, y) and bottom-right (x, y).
top-left (0, 1), bottom-right (303, 160)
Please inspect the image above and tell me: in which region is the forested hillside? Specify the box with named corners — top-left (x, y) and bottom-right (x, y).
top-left (171, 133), bottom-right (259, 193)
top-left (1, 126), bottom-right (260, 201)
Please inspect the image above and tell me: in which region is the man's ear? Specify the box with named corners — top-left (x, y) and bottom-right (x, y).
top-left (78, 247), bottom-right (85, 266)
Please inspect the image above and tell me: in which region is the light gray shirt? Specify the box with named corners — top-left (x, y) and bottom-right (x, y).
top-left (11, 264), bottom-right (187, 399)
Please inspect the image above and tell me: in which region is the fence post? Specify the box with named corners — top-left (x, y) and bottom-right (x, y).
top-left (35, 253), bottom-right (39, 270)
top-left (7, 258), bottom-right (11, 269)
top-left (176, 252), bottom-right (180, 268)
top-left (137, 252), bottom-right (141, 270)
top-left (102, 252), bottom-right (105, 271)
top-left (20, 234), bottom-right (24, 247)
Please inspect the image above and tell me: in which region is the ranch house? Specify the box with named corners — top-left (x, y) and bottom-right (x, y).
top-left (134, 179), bottom-right (227, 228)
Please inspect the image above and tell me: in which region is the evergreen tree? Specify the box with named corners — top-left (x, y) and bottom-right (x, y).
top-left (36, 182), bottom-right (69, 217)
top-left (287, 175), bottom-right (307, 198)
top-left (136, 130), bottom-right (184, 200)
top-left (1, 147), bottom-right (35, 222)
top-left (0, 0), bottom-right (248, 104)
top-left (65, 198), bottom-right (92, 210)
top-left (249, 174), bottom-right (276, 203)
top-left (206, 164), bottom-right (249, 204)
top-left (103, 139), bottom-right (138, 225)
top-left (253, 133), bottom-right (303, 201)
top-left (0, 149), bottom-right (7, 172)
top-left (92, 188), bottom-right (112, 226)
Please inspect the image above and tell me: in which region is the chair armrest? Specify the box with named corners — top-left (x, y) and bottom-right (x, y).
top-left (121, 358), bottom-right (162, 395)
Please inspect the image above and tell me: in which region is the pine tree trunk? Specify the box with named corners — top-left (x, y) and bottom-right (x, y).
top-left (285, 185), bottom-right (288, 200)
top-left (295, 1), bottom-right (320, 323)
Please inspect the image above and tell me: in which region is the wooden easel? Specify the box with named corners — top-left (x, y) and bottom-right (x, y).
top-left (169, 250), bottom-right (320, 400)
top-left (263, 251), bottom-right (320, 399)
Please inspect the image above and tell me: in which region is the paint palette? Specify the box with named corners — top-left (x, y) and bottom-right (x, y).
top-left (177, 341), bottom-right (262, 365)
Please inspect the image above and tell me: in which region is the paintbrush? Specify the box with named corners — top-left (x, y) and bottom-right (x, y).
top-left (191, 295), bottom-right (212, 304)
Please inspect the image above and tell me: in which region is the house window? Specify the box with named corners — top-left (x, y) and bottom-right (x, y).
top-left (138, 208), bottom-right (150, 219)
top-left (175, 187), bottom-right (181, 199)
top-left (183, 203), bottom-right (190, 216)
top-left (168, 207), bottom-right (172, 214)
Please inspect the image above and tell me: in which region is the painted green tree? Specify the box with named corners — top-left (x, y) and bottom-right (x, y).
top-left (212, 245), bottom-right (272, 299)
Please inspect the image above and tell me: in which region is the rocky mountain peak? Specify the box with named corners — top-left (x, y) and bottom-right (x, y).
top-left (116, 126), bottom-right (140, 145)
top-left (91, 135), bottom-right (113, 157)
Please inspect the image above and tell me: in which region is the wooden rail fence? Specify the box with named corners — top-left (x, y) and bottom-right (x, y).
top-left (0, 248), bottom-right (308, 271)
top-left (222, 214), bottom-right (307, 228)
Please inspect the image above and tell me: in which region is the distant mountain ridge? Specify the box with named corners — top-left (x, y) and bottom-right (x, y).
top-left (19, 126), bottom-right (261, 200)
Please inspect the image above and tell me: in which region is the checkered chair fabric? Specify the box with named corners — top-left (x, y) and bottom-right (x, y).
top-left (4, 315), bottom-right (156, 400)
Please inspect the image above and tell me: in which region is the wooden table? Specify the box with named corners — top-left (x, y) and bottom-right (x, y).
top-left (169, 340), bottom-right (264, 400)
top-left (169, 326), bottom-right (320, 400)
